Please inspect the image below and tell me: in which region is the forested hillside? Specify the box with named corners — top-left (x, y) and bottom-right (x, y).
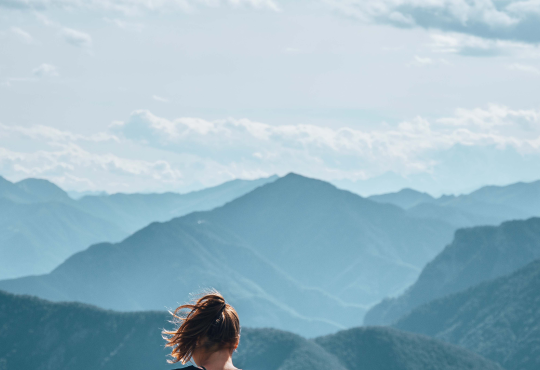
top-left (394, 258), bottom-right (540, 370)
top-left (0, 290), bottom-right (503, 370)
top-left (365, 217), bottom-right (540, 325)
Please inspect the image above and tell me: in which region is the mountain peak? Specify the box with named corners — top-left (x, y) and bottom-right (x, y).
top-left (369, 187), bottom-right (434, 209)
top-left (15, 178), bottom-right (70, 202)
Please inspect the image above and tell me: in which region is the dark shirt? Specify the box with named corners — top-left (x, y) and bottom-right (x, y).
top-left (173, 366), bottom-right (206, 370)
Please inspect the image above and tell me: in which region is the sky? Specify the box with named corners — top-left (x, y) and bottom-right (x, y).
top-left (1, 0), bottom-right (540, 196)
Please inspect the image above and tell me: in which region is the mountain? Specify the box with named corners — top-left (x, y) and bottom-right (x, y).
top-left (15, 178), bottom-right (73, 203)
top-left (0, 217), bottom-right (360, 337)
top-left (314, 327), bottom-right (502, 370)
top-left (405, 202), bottom-right (496, 228)
top-left (0, 173), bottom-right (455, 334)
top-left (0, 175), bottom-right (39, 203)
top-left (464, 180), bottom-right (540, 216)
top-left (394, 258), bottom-right (540, 370)
top-left (368, 188), bottom-right (435, 209)
top-left (0, 197), bottom-right (126, 279)
top-left (76, 176), bottom-right (279, 234)
top-left (0, 290), bottom-right (503, 370)
top-left (369, 180), bottom-right (540, 228)
top-left (0, 175), bottom-right (277, 279)
top-left (365, 217), bottom-right (540, 325)
top-left (182, 173), bottom-right (455, 306)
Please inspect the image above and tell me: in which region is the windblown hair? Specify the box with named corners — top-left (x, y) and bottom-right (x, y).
top-left (163, 290), bottom-right (240, 364)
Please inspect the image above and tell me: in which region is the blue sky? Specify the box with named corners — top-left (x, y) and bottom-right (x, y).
top-left (1, 0), bottom-right (540, 195)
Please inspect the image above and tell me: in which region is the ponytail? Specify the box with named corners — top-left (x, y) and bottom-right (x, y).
top-left (163, 290), bottom-right (240, 364)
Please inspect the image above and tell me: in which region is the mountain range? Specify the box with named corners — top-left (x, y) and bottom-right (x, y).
top-left (0, 175), bottom-right (276, 279)
top-left (0, 174), bottom-right (457, 336)
top-left (365, 217), bottom-right (540, 325)
top-left (0, 289), bottom-right (503, 370)
top-left (369, 180), bottom-right (540, 228)
top-left (394, 258), bottom-right (540, 370)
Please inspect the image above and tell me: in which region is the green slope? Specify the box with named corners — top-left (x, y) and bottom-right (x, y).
top-left (395, 258), bottom-right (540, 370)
top-left (0, 290), bottom-right (502, 370)
top-left (316, 327), bottom-right (502, 370)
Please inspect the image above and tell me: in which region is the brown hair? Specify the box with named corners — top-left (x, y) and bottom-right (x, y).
top-left (163, 290), bottom-right (240, 364)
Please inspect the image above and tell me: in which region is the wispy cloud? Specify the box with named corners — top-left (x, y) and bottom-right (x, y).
top-left (508, 63), bottom-right (540, 76)
top-left (409, 55), bottom-right (433, 67)
top-left (61, 27), bottom-right (92, 48)
top-left (2, 0), bottom-right (280, 14)
top-left (35, 13), bottom-right (92, 49)
top-left (10, 27), bottom-right (33, 43)
top-left (152, 95), bottom-right (170, 103)
top-left (428, 33), bottom-right (535, 57)
top-left (32, 63), bottom-right (59, 77)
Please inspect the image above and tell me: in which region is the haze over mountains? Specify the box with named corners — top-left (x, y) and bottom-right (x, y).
top-left (183, 174), bottom-right (454, 305)
top-left (3, 171), bottom-right (540, 368)
top-left (0, 290), bottom-right (503, 370)
top-left (0, 175), bottom-right (276, 279)
top-left (365, 217), bottom-right (540, 325)
top-left (0, 173), bottom-right (459, 336)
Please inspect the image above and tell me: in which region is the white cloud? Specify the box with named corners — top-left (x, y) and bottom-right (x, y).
top-left (32, 63), bottom-right (59, 77)
top-left (428, 32), bottom-right (535, 56)
top-left (61, 27), bottom-right (92, 48)
top-left (409, 55), bottom-right (433, 66)
top-left (508, 63), bottom-right (540, 75)
top-left (0, 143), bottom-right (183, 192)
top-left (437, 104), bottom-right (540, 132)
top-left (0, 122), bottom-right (117, 142)
top-left (2, 0), bottom-right (280, 14)
top-left (109, 106), bottom-right (540, 180)
top-left (34, 13), bottom-right (93, 49)
top-left (2, 104), bottom-right (540, 192)
top-left (324, 0), bottom-right (540, 44)
top-left (152, 95), bottom-right (170, 103)
top-left (103, 17), bottom-right (144, 32)
top-left (11, 27), bottom-right (33, 43)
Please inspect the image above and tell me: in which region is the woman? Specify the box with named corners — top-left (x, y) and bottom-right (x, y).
top-left (163, 291), bottom-right (241, 370)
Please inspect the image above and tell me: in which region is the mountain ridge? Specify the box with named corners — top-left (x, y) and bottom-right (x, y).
top-left (365, 217), bottom-right (540, 326)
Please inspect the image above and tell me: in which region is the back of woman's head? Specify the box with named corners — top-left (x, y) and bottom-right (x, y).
top-left (163, 290), bottom-right (240, 364)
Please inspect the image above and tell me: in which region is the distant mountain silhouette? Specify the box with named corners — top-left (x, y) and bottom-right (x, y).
top-left (76, 176), bottom-right (279, 234)
top-left (0, 290), bottom-right (502, 370)
top-left (0, 175), bottom-right (276, 279)
top-left (368, 188), bottom-right (435, 209)
top-left (370, 180), bottom-right (540, 228)
top-left (365, 217), bottom-right (540, 325)
top-left (0, 197), bottom-right (125, 279)
top-left (394, 258), bottom-right (540, 370)
top-left (182, 173), bottom-right (455, 306)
